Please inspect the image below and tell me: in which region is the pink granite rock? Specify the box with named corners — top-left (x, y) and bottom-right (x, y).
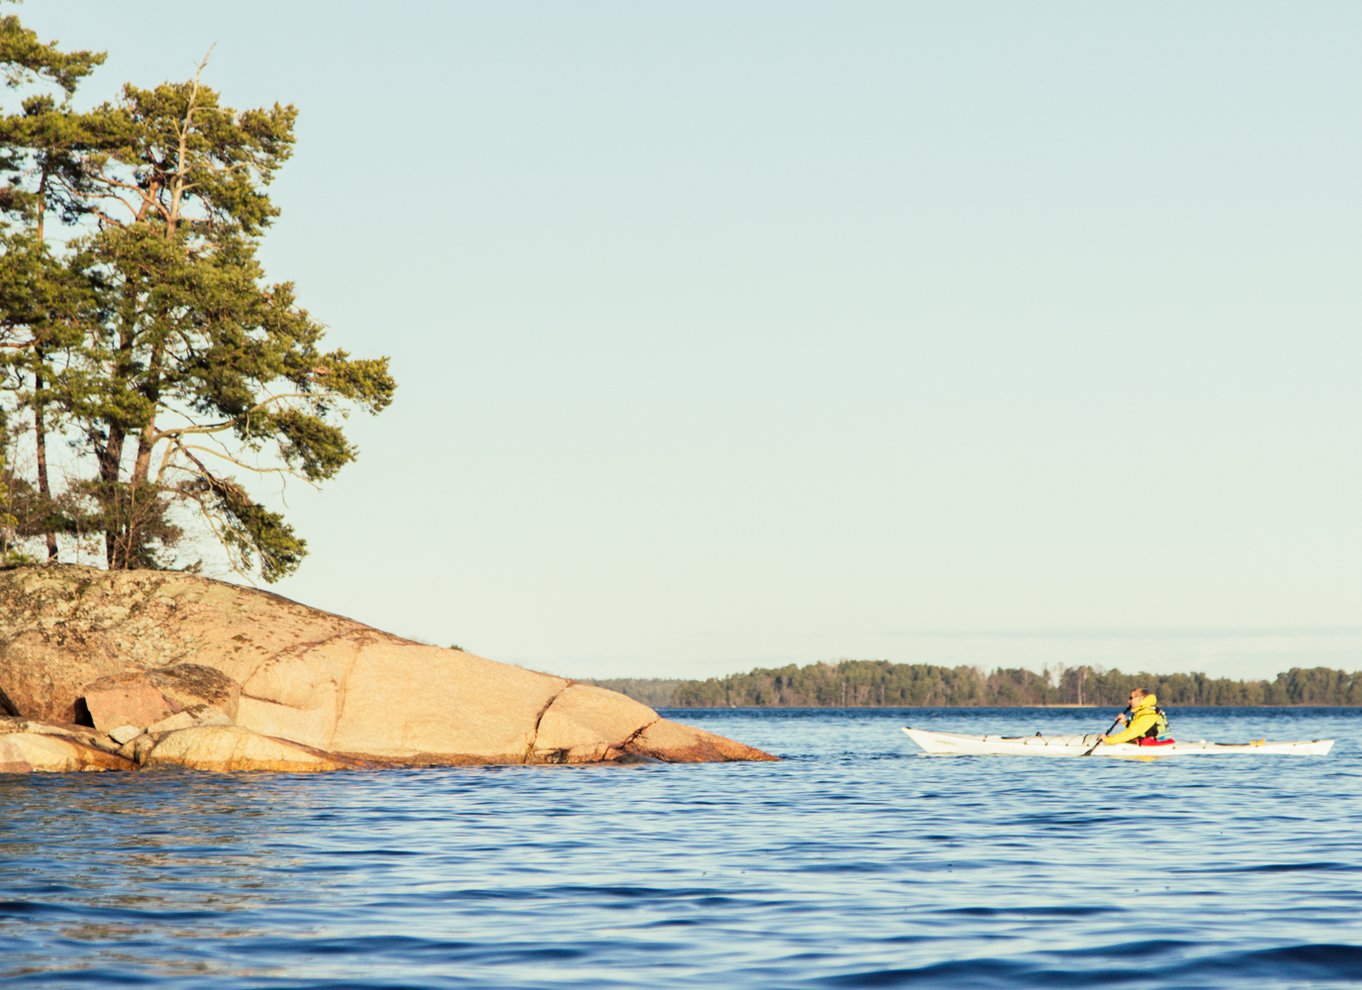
top-left (80, 673), bottom-right (173, 735)
top-left (0, 566), bottom-right (777, 770)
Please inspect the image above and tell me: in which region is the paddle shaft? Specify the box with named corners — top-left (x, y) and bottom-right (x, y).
top-left (1082, 713), bottom-right (1126, 756)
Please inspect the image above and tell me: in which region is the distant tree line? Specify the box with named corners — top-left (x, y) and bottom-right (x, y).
top-left (582, 678), bottom-right (687, 709)
top-left (590, 661), bottom-right (1362, 708)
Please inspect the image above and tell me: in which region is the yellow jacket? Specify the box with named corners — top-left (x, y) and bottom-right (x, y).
top-left (1103, 694), bottom-right (1164, 745)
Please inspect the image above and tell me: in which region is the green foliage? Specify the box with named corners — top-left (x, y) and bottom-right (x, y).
top-left (0, 447), bottom-right (31, 567)
top-left (63, 477), bottom-right (182, 569)
top-left (0, 14), bottom-right (104, 96)
top-left (180, 472), bottom-right (304, 582)
top-left (642, 660), bottom-right (1362, 708)
top-left (0, 451), bottom-right (11, 532)
top-left (0, 14), bottom-right (395, 580)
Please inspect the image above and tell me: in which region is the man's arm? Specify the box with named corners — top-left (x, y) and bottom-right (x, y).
top-left (1103, 711), bottom-right (1157, 745)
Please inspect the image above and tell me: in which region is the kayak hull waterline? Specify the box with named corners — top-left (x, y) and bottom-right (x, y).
top-left (901, 727), bottom-right (1335, 758)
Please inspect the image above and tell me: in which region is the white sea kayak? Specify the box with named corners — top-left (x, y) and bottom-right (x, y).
top-left (901, 727), bottom-right (1335, 758)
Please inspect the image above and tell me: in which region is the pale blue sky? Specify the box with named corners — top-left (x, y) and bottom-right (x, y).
top-left (22, 2), bottom-right (1362, 680)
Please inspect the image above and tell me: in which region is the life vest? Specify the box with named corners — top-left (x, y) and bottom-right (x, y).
top-left (1103, 694), bottom-right (1172, 746)
top-left (1125, 694), bottom-right (1170, 740)
top-left (1138, 705), bottom-right (1170, 740)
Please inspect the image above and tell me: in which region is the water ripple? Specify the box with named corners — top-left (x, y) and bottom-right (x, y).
top-left (3, 707), bottom-right (1361, 988)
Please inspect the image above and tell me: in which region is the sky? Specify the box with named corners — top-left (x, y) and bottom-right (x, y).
top-left (16, 1), bottom-right (1362, 682)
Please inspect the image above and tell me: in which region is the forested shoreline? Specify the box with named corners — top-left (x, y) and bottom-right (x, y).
top-left (589, 660), bottom-right (1362, 708)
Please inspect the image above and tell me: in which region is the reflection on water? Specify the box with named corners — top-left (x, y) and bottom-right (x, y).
top-left (3, 708), bottom-right (1361, 988)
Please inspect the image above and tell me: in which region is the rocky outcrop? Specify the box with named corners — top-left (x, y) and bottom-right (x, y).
top-left (142, 725), bottom-right (367, 772)
top-left (0, 565), bottom-right (775, 772)
top-left (0, 718), bottom-right (135, 772)
top-left (81, 672), bottom-right (175, 735)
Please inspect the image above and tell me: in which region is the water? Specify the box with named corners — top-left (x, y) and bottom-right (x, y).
top-left (3, 707), bottom-right (1361, 989)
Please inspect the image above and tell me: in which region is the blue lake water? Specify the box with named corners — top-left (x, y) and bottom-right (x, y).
top-left (3, 707), bottom-right (1361, 988)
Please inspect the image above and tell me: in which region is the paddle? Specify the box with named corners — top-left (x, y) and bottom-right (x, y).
top-left (1082, 712), bottom-right (1127, 757)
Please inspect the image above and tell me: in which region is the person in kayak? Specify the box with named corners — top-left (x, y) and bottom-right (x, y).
top-left (1099, 687), bottom-right (1170, 745)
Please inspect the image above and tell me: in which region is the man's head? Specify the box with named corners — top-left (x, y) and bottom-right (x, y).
top-left (1128, 687), bottom-right (1149, 707)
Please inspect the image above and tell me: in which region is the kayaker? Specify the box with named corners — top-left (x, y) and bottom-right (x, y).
top-left (1099, 687), bottom-right (1170, 745)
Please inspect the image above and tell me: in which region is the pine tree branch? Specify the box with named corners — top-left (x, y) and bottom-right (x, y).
top-left (163, 438), bottom-right (312, 484)
top-left (147, 391), bottom-right (316, 443)
top-left (168, 48), bottom-right (212, 235)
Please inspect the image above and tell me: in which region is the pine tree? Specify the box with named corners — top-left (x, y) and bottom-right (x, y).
top-left (1, 13), bottom-right (104, 560)
top-left (1, 17), bottom-right (395, 580)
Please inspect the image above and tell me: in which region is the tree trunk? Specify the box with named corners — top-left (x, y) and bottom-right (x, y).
top-left (32, 172), bottom-right (57, 561)
top-left (130, 338), bottom-right (164, 488)
top-left (131, 425), bottom-right (156, 487)
top-left (100, 423), bottom-right (125, 569)
top-left (33, 371), bottom-right (57, 561)
top-left (100, 283), bottom-right (145, 569)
